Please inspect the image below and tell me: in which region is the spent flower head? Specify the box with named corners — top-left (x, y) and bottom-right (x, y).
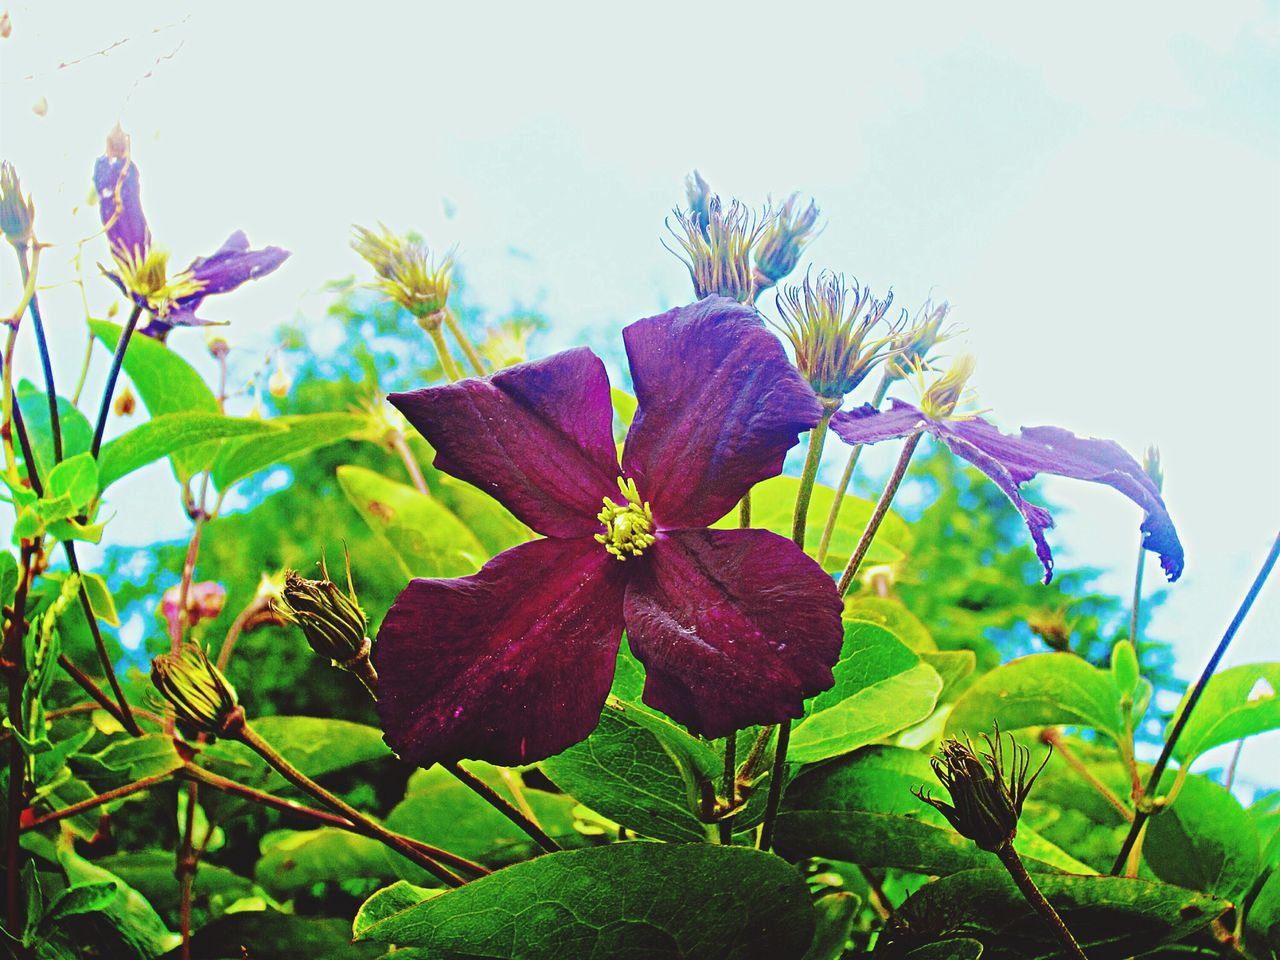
top-left (888, 298), bottom-right (956, 380)
top-left (913, 727), bottom-right (1050, 852)
top-left (664, 197), bottom-right (769, 304)
top-left (0, 161), bottom-right (35, 248)
top-left (351, 223), bottom-right (452, 327)
top-left (774, 270), bottom-right (905, 402)
top-left (684, 170), bottom-right (714, 236)
top-left (754, 193), bottom-right (820, 288)
top-left (275, 557), bottom-right (369, 668)
top-left (150, 644), bottom-right (242, 738)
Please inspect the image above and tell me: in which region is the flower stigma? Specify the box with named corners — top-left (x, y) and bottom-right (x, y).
top-left (595, 477), bottom-right (656, 560)
top-left (110, 245), bottom-right (205, 319)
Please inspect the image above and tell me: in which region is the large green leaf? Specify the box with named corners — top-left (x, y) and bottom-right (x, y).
top-left (1246, 868), bottom-right (1280, 956)
top-left (904, 941), bottom-right (984, 960)
top-left (58, 843), bottom-right (177, 958)
top-left (1171, 662), bottom-right (1280, 764)
top-left (880, 869), bottom-right (1229, 958)
top-left (789, 621), bottom-right (942, 763)
top-left (255, 828), bottom-right (397, 897)
top-left (172, 912), bottom-right (382, 959)
top-left (946, 652), bottom-right (1136, 746)
top-left (1145, 770), bottom-right (1261, 903)
top-left (434, 474), bottom-right (531, 555)
top-left (843, 596), bottom-right (935, 651)
top-left (337, 465), bottom-right (486, 578)
top-left (97, 850), bottom-right (252, 914)
top-left (354, 843), bottom-right (816, 959)
top-left (210, 412), bottom-right (373, 489)
top-left (98, 412), bottom-right (281, 490)
top-left (15, 383), bottom-right (93, 485)
top-left (712, 475), bottom-right (911, 572)
top-left (802, 891), bottom-right (860, 960)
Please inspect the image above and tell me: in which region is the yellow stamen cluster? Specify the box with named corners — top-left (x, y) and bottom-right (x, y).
top-left (916, 354), bottom-right (980, 421)
top-left (351, 223), bottom-right (453, 328)
top-left (595, 477), bottom-right (656, 561)
top-left (111, 245), bottom-right (204, 318)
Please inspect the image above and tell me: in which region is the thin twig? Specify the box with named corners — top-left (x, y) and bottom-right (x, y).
top-left (90, 304), bottom-right (142, 457)
top-left (444, 762), bottom-right (559, 853)
top-left (837, 431), bottom-right (921, 596)
top-left (1040, 729), bottom-right (1133, 822)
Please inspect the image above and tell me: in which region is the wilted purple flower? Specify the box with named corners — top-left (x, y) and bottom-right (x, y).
top-left (377, 297), bottom-right (844, 766)
top-left (829, 359), bottom-right (1184, 584)
top-left (93, 126), bottom-right (288, 340)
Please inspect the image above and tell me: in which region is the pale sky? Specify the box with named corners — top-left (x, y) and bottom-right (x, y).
top-left (2, 2), bottom-right (1278, 786)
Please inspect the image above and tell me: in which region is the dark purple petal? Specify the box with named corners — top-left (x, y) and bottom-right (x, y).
top-left (183, 230), bottom-right (289, 296)
top-left (828, 398), bottom-right (931, 447)
top-left (375, 536), bottom-right (627, 766)
top-left (624, 528), bottom-right (843, 738)
top-left (944, 417), bottom-right (1184, 582)
top-left (93, 154), bottom-right (149, 260)
top-left (621, 297), bottom-right (823, 528)
top-left (391, 348), bottom-right (621, 538)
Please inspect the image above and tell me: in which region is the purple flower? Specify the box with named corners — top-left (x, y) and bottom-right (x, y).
top-left (377, 298), bottom-right (844, 766)
top-left (829, 378), bottom-right (1184, 585)
top-left (93, 128), bottom-right (288, 340)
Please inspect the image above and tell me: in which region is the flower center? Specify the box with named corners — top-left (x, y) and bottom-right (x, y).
top-left (113, 246), bottom-right (205, 317)
top-left (595, 477), bottom-right (655, 561)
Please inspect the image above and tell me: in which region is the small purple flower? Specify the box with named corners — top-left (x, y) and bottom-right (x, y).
top-left (93, 127), bottom-right (288, 340)
top-left (829, 364), bottom-right (1184, 585)
top-left (376, 297), bottom-right (844, 766)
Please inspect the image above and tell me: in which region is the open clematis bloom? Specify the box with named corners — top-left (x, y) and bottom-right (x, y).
top-left (93, 127), bottom-right (288, 340)
top-left (377, 297), bottom-right (845, 767)
top-left (829, 358), bottom-right (1184, 585)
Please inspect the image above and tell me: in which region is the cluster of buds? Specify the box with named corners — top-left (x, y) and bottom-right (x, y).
top-left (888, 299), bottom-right (955, 380)
top-left (774, 270), bottom-right (905, 403)
top-left (351, 223), bottom-right (452, 330)
top-left (273, 555), bottom-right (376, 695)
top-left (914, 727), bottom-right (1050, 852)
top-left (753, 192), bottom-right (820, 290)
top-left (159, 581), bottom-right (227, 639)
top-left (150, 644), bottom-right (244, 739)
top-left (0, 161), bottom-right (34, 249)
top-left (664, 196), bottom-right (768, 304)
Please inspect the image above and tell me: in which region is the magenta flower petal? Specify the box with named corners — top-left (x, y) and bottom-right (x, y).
top-left (93, 153), bottom-right (149, 260)
top-left (390, 348), bottom-right (621, 538)
top-left (829, 399), bottom-right (928, 446)
top-left (183, 230), bottom-right (290, 297)
top-left (623, 528), bottom-right (843, 738)
top-left (621, 297), bottom-right (823, 527)
top-left (375, 536), bottom-right (628, 766)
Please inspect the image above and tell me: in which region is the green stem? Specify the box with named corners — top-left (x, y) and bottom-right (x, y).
top-left (444, 310), bottom-right (486, 377)
top-left (177, 781), bottom-right (198, 960)
top-left (1110, 529), bottom-right (1280, 875)
top-left (1040, 729), bottom-right (1132, 822)
top-left (91, 304), bottom-right (142, 457)
top-left (718, 735), bottom-right (737, 845)
top-left (790, 406), bottom-right (835, 550)
top-left (816, 373), bottom-right (890, 566)
top-left (16, 251), bottom-right (61, 463)
top-left (444, 762), bottom-right (559, 853)
top-left (996, 843), bottom-right (1089, 959)
top-left (235, 722), bottom-right (466, 887)
top-left (391, 430), bottom-right (431, 496)
top-left (70, 330), bottom-right (94, 407)
top-left (1127, 534), bottom-right (1147, 648)
top-left (425, 323), bottom-right (464, 382)
top-left (757, 720), bottom-right (790, 851)
top-left (836, 431), bottom-right (922, 597)
top-left (22, 769), bottom-right (174, 830)
top-left (4, 546), bottom-right (34, 936)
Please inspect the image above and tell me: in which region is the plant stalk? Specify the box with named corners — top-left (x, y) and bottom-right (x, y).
top-left (790, 406), bottom-right (835, 550)
top-left (444, 310), bottom-right (485, 377)
top-left (836, 431), bottom-right (922, 597)
top-left (91, 304), bottom-right (142, 457)
top-left (425, 324), bottom-right (463, 382)
top-left (63, 542), bottom-right (141, 735)
top-left (997, 842), bottom-right (1089, 959)
top-left (816, 372), bottom-right (890, 566)
top-left (718, 735), bottom-right (736, 845)
top-left (444, 762), bottom-right (559, 853)
top-left (16, 251), bottom-right (61, 463)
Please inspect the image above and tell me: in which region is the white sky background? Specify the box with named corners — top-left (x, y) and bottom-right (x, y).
top-left (2, 3), bottom-right (1278, 786)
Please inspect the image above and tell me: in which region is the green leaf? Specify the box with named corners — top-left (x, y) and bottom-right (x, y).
top-left (336, 465), bottom-right (486, 578)
top-left (610, 387), bottom-right (637, 431)
top-left (386, 762), bottom-right (582, 867)
top-left (98, 412), bottom-right (282, 491)
top-left (174, 912), bottom-right (383, 959)
top-left (96, 850), bottom-right (251, 914)
top-left (1110, 640), bottom-right (1140, 698)
top-left (1245, 868), bottom-right (1280, 955)
top-left (45, 453), bottom-right (98, 509)
top-left (352, 881), bottom-right (440, 940)
top-left (57, 843), bottom-right (176, 958)
top-left (920, 650), bottom-right (978, 702)
top-left (904, 941), bottom-right (984, 960)
top-left (210, 412), bottom-right (372, 489)
top-left (1171, 662), bottom-right (1280, 764)
top-left (802, 891), bottom-right (860, 960)
top-left (15, 382), bottom-right (93, 485)
top-left (789, 621), bottom-right (942, 763)
top-left (79, 573), bottom-right (120, 627)
top-left (354, 843), bottom-right (816, 959)
top-left (1145, 770), bottom-right (1261, 903)
top-left (881, 869), bottom-right (1229, 958)
top-left (434, 474), bottom-right (531, 555)
top-left (0, 551), bottom-right (18, 611)
top-left (255, 828), bottom-right (398, 897)
top-left (39, 882), bottom-right (118, 924)
top-left (843, 595), bottom-right (936, 651)
top-left (946, 652), bottom-right (1136, 747)
top-left (714, 475), bottom-right (912, 572)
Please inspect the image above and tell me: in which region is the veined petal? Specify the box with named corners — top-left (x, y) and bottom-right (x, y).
top-left (375, 536), bottom-right (627, 766)
top-left (621, 297), bottom-right (822, 528)
top-left (944, 417), bottom-right (1184, 582)
top-left (828, 398), bottom-right (931, 447)
top-left (623, 528), bottom-right (842, 738)
top-left (93, 154), bottom-right (149, 261)
top-left (391, 348), bottom-right (620, 538)
top-left (183, 230), bottom-right (290, 296)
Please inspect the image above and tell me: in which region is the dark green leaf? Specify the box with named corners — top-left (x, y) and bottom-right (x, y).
top-left (39, 882), bottom-right (118, 924)
top-left (352, 880), bottom-right (440, 940)
top-left (171, 912), bottom-right (382, 959)
top-left (254, 828), bottom-right (398, 897)
top-left (355, 843), bottom-right (816, 960)
top-left (904, 940), bottom-right (984, 960)
top-left (802, 891), bottom-right (860, 960)
top-left (1245, 868), bottom-right (1280, 955)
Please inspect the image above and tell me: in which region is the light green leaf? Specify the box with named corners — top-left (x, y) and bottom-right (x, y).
top-left (352, 881), bottom-right (440, 941)
top-left (1172, 662), bottom-right (1280, 764)
top-left (789, 621), bottom-right (942, 763)
top-left (79, 573), bottom-right (120, 627)
top-left (255, 828), bottom-right (397, 897)
top-left (98, 413), bottom-right (281, 491)
top-left (16, 382), bottom-right (93, 485)
top-left (843, 595), bottom-right (936, 650)
top-left (434, 475), bottom-right (530, 555)
top-left (46, 453), bottom-right (98, 509)
top-left (354, 843), bottom-right (816, 959)
top-left (210, 412), bottom-right (372, 489)
top-left (337, 465), bottom-right (486, 578)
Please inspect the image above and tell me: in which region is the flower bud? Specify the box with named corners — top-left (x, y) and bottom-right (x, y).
top-left (754, 193), bottom-right (820, 288)
top-left (1142, 445), bottom-right (1163, 493)
top-left (0, 161), bottom-right (35, 248)
top-left (913, 728), bottom-right (1049, 852)
top-left (274, 557), bottom-right (377, 694)
top-left (1027, 604), bottom-right (1076, 652)
top-left (775, 270), bottom-right (904, 402)
top-left (205, 333), bottom-right (230, 360)
top-left (113, 385), bottom-right (137, 417)
top-left (150, 644), bottom-right (242, 738)
top-left (268, 359), bottom-right (292, 399)
top-left (351, 223), bottom-right (452, 327)
top-left (159, 581), bottom-right (226, 638)
top-left (664, 197), bottom-right (767, 304)
top-left (0, 12), bottom-right (11, 39)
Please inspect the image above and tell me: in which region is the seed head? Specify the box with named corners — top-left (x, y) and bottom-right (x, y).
top-left (918, 354), bottom-right (978, 421)
top-left (754, 193), bottom-right (820, 288)
top-left (274, 555), bottom-right (374, 693)
top-left (352, 223), bottom-right (452, 327)
top-left (888, 299), bottom-right (955, 380)
top-left (664, 196), bottom-right (768, 304)
top-left (150, 644), bottom-right (242, 738)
